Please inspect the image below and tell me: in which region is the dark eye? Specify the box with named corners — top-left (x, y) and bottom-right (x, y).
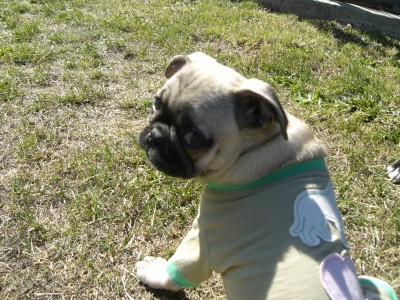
top-left (183, 129), bottom-right (205, 148)
top-left (152, 97), bottom-right (162, 111)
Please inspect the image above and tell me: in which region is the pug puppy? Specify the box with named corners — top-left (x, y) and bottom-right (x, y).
top-left (135, 53), bottom-right (389, 299)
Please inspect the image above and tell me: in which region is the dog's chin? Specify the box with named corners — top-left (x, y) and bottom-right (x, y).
top-left (146, 147), bottom-right (196, 179)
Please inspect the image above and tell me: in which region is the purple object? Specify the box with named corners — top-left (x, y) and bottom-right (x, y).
top-left (320, 253), bottom-right (364, 300)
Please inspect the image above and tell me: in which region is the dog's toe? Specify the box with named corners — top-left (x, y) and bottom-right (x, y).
top-left (135, 260), bottom-right (147, 270)
top-left (144, 256), bottom-right (156, 263)
top-left (388, 169), bottom-right (400, 183)
top-left (387, 159), bottom-right (400, 184)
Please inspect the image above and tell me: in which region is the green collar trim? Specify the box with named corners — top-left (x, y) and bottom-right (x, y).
top-left (207, 159), bottom-right (327, 191)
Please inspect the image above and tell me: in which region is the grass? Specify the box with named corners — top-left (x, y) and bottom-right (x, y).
top-left (0, 0), bottom-right (399, 298)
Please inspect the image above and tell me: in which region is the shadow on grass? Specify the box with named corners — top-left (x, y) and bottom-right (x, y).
top-left (142, 284), bottom-right (191, 300)
top-left (251, 0), bottom-right (400, 53)
top-left (305, 19), bottom-right (400, 52)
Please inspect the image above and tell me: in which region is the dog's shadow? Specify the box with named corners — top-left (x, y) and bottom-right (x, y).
top-left (142, 285), bottom-right (191, 300)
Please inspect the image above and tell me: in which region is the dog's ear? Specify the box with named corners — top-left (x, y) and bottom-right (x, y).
top-left (234, 79), bottom-right (288, 140)
top-left (165, 52), bottom-right (216, 79)
top-left (165, 55), bottom-right (188, 79)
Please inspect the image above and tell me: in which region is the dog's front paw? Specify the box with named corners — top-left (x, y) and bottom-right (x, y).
top-left (387, 159), bottom-right (400, 184)
top-left (135, 256), bottom-right (181, 291)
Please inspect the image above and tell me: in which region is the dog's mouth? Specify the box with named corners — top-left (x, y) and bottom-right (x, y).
top-left (139, 123), bottom-right (196, 178)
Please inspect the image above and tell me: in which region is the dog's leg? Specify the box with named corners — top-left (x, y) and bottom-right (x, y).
top-left (135, 256), bottom-right (181, 291)
top-left (387, 159), bottom-right (400, 184)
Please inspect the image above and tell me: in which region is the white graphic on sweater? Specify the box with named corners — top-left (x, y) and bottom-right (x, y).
top-left (289, 182), bottom-right (349, 247)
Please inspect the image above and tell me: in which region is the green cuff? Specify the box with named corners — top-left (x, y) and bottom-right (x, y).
top-left (166, 261), bottom-right (197, 288)
top-left (359, 276), bottom-right (398, 300)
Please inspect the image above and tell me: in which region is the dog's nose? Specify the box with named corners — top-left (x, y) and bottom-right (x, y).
top-left (147, 127), bottom-right (164, 147)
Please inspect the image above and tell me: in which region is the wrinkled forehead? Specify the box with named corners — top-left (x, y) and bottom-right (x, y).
top-left (157, 61), bottom-right (244, 108)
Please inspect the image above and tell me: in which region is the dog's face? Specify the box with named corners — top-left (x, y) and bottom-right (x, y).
top-left (139, 52), bottom-right (288, 181)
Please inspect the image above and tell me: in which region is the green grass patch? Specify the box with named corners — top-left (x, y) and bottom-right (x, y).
top-left (0, 0), bottom-right (399, 298)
